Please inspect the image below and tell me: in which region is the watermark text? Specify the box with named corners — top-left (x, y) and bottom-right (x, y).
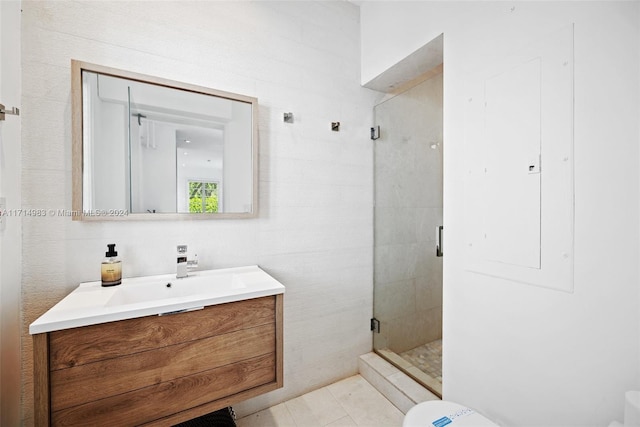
top-left (0, 208), bottom-right (129, 217)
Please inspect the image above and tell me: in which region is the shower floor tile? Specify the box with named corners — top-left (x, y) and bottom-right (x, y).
top-left (400, 339), bottom-right (442, 383)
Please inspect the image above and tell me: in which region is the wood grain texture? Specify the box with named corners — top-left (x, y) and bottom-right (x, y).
top-left (70, 59), bottom-right (83, 217)
top-left (51, 323), bottom-right (275, 411)
top-left (37, 295), bottom-right (283, 425)
top-left (49, 296), bottom-right (275, 370)
top-left (275, 293), bottom-right (284, 387)
top-left (142, 381), bottom-right (282, 427)
top-left (33, 333), bottom-right (51, 427)
top-left (52, 353), bottom-right (276, 426)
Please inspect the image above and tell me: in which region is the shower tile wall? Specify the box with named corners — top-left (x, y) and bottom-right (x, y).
top-left (374, 72), bottom-right (443, 354)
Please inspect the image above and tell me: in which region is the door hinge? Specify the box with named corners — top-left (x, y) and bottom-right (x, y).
top-left (370, 317), bottom-right (380, 333)
top-left (371, 125), bottom-right (380, 140)
top-left (436, 225), bottom-right (444, 257)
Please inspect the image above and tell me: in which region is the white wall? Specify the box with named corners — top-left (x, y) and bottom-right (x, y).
top-left (91, 79), bottom-right (128, 211)
top-left (0, 1), bottom-right (22, 425)
top-left (139, 122), bottom-right (177, 213)
top-left (361, 2), bottom-right (639, 426)
top-left (21, 1), bottom-right (377, 423)
top-left (224, 101), bottom-right (253, 212)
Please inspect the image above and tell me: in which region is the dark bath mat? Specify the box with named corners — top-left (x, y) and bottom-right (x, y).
top-left (173, 407), bottom-right (236, 427)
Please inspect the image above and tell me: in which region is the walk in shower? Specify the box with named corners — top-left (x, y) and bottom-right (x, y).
top-left (372, 69), bottom-right (443, 396)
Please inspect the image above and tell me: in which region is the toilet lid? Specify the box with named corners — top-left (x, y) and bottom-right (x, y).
top-left (403, 401), bottom-right (498, 427)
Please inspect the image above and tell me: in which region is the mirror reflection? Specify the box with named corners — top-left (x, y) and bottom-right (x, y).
top-left (73, 61), bottom-right (257, 220)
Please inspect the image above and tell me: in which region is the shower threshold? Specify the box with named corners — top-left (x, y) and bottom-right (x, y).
top-left (376, 342), bottom-right (442, 398)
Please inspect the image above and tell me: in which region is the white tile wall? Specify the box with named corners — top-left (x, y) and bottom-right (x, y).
top-left (20, 1), bottom-right (380, 422)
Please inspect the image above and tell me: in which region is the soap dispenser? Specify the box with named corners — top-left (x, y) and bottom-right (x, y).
top-left (101, 243), bottom-right (122, 287)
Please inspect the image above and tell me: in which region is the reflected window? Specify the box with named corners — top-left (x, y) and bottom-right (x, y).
top-left (189, 181), bottom-right (219, 213)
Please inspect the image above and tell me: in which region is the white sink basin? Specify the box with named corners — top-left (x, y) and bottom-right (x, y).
top-left (105, 272), bottom-right (244, 307)
top-left (29, 265), bottom-right (285, 334)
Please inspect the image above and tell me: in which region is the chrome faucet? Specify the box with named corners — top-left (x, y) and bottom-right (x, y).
top-left (177, 245), bottom-right (188, 278)
top-left (176, 245), bottom-right (198, 278)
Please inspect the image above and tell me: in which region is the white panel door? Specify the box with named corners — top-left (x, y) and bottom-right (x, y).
top-left (483, 57), bottom-right (541, 269)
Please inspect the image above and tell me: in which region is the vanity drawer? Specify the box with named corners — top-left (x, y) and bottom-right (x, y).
top-left (50, 323), bottom-right (276, 412)
top-left (49, 296), bottom-right (275, 370)
top-left (52, 353), bottom-right (276, 426)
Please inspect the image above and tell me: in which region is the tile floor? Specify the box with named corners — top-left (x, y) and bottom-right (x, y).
top-left (400, 339), bottom-right (442, 383)
top-left (236, 375), bottom-right (405, 427)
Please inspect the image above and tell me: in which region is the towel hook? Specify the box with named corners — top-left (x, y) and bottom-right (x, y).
top-left (0, 103), bottom-right (20, 121)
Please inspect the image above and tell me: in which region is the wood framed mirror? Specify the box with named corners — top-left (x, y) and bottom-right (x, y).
top-left (72, 60), bottom-right (258, 220)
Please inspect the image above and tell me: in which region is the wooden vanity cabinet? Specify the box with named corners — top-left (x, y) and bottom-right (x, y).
top-left (33, 295), bottom-right (283, 426)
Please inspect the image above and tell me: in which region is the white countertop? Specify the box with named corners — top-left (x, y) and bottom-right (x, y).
top-left (29, 265), bottom-right (285, 334)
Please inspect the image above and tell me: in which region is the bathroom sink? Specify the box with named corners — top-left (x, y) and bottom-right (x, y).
top-left (29, 265), bottom-right (285, 334)
top-left (105, 272), bottom-right (245, 307)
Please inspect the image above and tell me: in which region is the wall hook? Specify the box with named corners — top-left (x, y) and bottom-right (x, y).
top-left (284, 112), bottom-right (294, 123)
top-left (0, 103), bottom-right (20, 121)
top-left (331, 122), bottom-right (340, 132)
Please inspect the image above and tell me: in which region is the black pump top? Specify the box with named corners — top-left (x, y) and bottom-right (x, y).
top-left (106, 243), bottom-right (118, 257)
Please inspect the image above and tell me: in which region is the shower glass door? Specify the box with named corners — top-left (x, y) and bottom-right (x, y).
top-left (373, 71), bottom-right (443, 396)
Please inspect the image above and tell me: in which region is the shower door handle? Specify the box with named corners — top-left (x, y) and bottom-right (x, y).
top-left (436, 226), bottom-right (443, 257)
